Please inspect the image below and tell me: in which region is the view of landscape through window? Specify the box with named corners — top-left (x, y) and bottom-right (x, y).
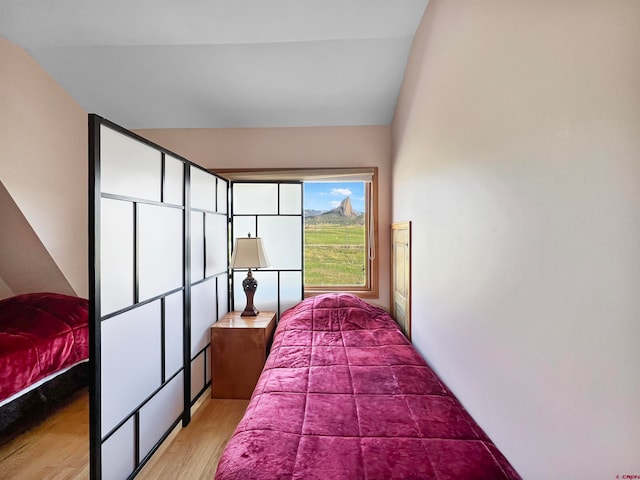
top-left (303, 182), bottom-right (366, 286)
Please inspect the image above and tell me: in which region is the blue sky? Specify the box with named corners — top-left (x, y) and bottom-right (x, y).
top-left (303, 182), bottom-right (365, 212)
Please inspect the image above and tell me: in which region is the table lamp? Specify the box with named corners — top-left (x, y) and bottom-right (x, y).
top-left (230, 233), bottom-right (270, 316)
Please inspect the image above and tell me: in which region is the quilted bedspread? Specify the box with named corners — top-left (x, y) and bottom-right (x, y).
top-left (215, 293), bottom-right (521, 480)
top-left (0, 292), bottom-right (89, 404)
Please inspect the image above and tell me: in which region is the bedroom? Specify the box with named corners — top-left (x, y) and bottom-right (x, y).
top-left (1, 1), bottom-right (639, 479)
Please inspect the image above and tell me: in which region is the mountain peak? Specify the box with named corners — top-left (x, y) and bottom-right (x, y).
top-left (304, 196), bottom-right (363, 225)
top-left (335, 196), bottom-right (355, 217)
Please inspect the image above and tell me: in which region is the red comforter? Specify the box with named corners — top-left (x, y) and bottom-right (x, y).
top-left (215, 293), bottom-right (520, 480)
top-left (0, 293), bottom-right (89, 404)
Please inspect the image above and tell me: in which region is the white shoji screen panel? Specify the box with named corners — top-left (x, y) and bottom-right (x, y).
top-left (191, 279), bottom-right (216, 359)
top-left (205, 213), bottom-right (228, 277)
top-left (163, 155), bottom-right (184, 205)
top-left (190, 354), bottom-right (206, 402)
top-left (100, 301), bottom-right (162, 434)
top-left (164, 292), bottom-right (184, 378)
top-left (231, 182), bottom-right (303, 318)
top-left (189, 166), bottom-right (229, 405)
top-left (233, 183), bottom-right (278, 214)
top-left (217, 178), bottom-right (228, 214)
top-left (280, 271), bottom-right (303, 313)
top-left (100, 198), bottom-right (134, 316)
top-left (100, 125), bottom-right (161, 202)
top-left (191, 211), bottom-right (205, 283)
top-left (258, 216), bottom-right (302, 270)
top-left (233, 270), bottom-right (277, 315)
top-left (232, 271), bottom-right (302, 318)
top-left (139, 372), bottom-right (184, 459)
top-left (189, 274), bottom-right (228, 402)
top-left (191, 166), bottom-right (216, 212)
top-left (102, 418), bottom-right (135, 480)
top-left (217, 275), bottom-right (229, 324)
top-left (138, 204), bottom-right (183, 302)
top-left (232, 216), bottom-right (256, 239)
top-left (91, 116), bottom-right (230, 480)
top-left (279, 183), bottom-right (302, 215)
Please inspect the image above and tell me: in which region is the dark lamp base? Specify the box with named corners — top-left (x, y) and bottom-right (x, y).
top-left (240, 306), bottom-right (259, 317)
top-left (241, 269), bottom-right (259, 317)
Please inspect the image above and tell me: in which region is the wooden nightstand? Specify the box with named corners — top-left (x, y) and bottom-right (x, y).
top-left (210, 311), bottom-right (276, 399)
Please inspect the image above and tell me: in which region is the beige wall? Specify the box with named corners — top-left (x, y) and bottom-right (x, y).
top-left (0, 275), bottom-right (14, 300)
top-left (391, 1), bottom-right (640, 478)
top-left (137, 126), bottom-right (392, 309)
top-left (0, 39), bottom-right (88, 298)
top-left (0, 180), bottom-right (76, 299)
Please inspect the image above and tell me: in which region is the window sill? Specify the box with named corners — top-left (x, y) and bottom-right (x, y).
top-left (304, 286), bottom-right (378, 299)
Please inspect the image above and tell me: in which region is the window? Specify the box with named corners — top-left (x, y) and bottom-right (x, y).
top-left (303, 180), bottom-right (369, 287)
top-left (215, 168), bottom-right (378, 299)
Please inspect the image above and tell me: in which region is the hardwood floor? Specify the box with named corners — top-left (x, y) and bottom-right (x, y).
top-left (0, 388), bottom-right (248, 479)
top-left (137, 397), bottom-right (249, 479)
top-left (0, 389), bottom-right (89, 480)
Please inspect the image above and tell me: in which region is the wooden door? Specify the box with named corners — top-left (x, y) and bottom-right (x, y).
top-left (391, 222), bottom-right (411, 339)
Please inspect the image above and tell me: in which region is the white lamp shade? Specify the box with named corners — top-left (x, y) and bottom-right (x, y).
top-left (230, 237), bottom-right (270, 269)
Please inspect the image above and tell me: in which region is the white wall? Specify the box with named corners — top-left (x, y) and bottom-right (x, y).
top-left (391, 1), bottom-right (640, 479)
top-left (0, 39), bottom-right (87, 298)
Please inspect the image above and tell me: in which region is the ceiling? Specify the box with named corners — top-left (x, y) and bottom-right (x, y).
top-left (1, 0), bottom-right (428, 129)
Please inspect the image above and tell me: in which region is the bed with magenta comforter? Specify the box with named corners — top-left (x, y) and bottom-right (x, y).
top-left (215, 293), bottom-right (520, 480)
top-left (0, 292), bottom-right (89, 433)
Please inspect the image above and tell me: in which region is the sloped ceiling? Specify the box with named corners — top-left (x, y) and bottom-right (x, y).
top-left (0, 0), bottom-right (429, 128)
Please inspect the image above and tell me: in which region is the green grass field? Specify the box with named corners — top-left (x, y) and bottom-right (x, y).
top-left (304, 223), bottom-right (366, 286)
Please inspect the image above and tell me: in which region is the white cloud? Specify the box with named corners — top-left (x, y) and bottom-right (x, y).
top-left (331, 188), bottom-right (352, 196)
top-left (330, 201), bottom-right (341, 208)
